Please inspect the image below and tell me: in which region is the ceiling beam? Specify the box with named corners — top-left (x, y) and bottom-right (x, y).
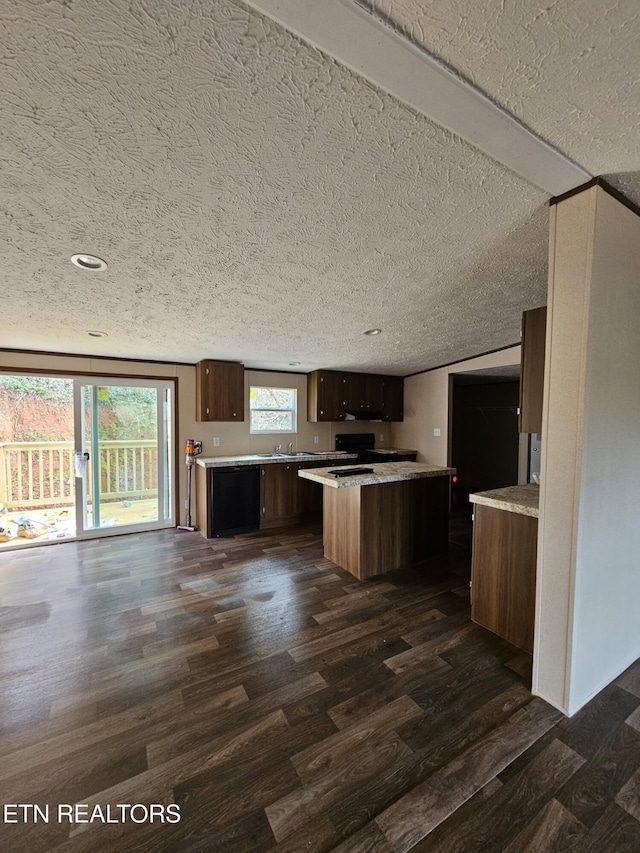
top-left (243, 0), bottom-right (591, 195)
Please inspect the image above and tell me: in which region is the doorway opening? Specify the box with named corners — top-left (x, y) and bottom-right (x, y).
top-left (0, 373), bottom-right (175, 550)
top-left (449, 366), bottom-right (521, 517)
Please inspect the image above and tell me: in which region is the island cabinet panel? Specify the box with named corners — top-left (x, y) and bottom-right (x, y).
top-left (470, 503), bottom-right (538, 653)
top-left (196, 360), bottom-right (244, 422)
top-left (345, 373), bottom-right (384, 412)
top-left (324, 487), bottom-right (362, 574)
top-left (518, 306), bottom-right (547, 434)
top-left (307, 370), bottom-right (347, 422)
top-left (382, 376), bottom-right (404, 422)
top-left (324, 476), bottom-right (449, 579)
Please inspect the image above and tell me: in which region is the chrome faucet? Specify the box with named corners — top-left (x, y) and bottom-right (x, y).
top-left (288, 442), bottom-right (294, 454)
top-left (275, 444), bottom-right (282, 454)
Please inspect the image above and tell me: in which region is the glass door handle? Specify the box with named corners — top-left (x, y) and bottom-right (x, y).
top-left (74, 452), bottom-right (90, 477)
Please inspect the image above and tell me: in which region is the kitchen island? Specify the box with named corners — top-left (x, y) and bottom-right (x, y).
top-left (299, 462), bottom-right (455, 579)
top-left (469, 484), bottom-right (539, 653)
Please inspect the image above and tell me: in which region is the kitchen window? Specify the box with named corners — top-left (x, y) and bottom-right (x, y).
top-left (250, 386), bottom-right (297, 434)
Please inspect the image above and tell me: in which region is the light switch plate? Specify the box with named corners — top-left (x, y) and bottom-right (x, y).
top-left (314, 435), bottom-right (319, 444)
top-left (434, 428), bottom-right (441, 437)
top-left (213, 437), bottom-right (220, 447)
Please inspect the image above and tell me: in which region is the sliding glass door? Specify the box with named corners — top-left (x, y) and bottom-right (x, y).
top-left (0, 373), bottom-right (175, 549)
top-left (76, 378), bottom-right (174, 537)
top-left (0, 375), bottom-right (76, 548)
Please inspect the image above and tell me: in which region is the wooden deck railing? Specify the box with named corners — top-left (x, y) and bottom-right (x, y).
top-left (0, 441), bottom-right (158, 510)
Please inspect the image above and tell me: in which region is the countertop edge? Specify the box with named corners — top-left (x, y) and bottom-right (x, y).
top-left (197, 453), bottom-right (358, 468)
top-left (299, 463), bottom-right (455, 489)
top-left (469, 486), bottom-right (540, 518)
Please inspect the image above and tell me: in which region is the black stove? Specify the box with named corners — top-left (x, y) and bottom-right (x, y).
top-left (334, 432), bottom-right (400, 464)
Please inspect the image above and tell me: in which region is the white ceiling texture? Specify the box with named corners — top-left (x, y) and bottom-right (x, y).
top-left (1, 0), bottom-right (638, 374)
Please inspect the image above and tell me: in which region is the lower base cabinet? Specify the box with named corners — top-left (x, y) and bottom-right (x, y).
top-left (260, 463), bottom-right (296, 522)
top-left (470, 503), bottom-right (538, 654)
top-left (295, 463), bottom-right (325, 514)
top-left (260, 461), bottom-right (343, 528)
top-left (197, 460), bottom-right (354, 537)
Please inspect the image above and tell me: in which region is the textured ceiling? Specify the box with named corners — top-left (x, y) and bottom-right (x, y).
top-left (0, 0), bottom-right (636, 373)
top-left (365, 0), bottom-right (640, 179)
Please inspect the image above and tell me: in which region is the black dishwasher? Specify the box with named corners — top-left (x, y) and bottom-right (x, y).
top-left (209, 466), bottom-right (260, 536)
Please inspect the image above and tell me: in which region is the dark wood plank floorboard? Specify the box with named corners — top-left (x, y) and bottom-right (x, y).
top-left (0, 520), bottom-right (639, 851)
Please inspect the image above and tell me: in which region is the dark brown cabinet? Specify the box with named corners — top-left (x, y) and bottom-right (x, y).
top-left (307, 370), bottom-right (347, 422)
top-left (382, 376), bottom-right (404, 422)
top-left (260, 464), bottom-right (295, 522)
top-left (196, 360), bottom-right (244, 422)
top-left (308, 370), bottom-right (403, 422)
top-left (260, 459), bottom-right (350, 526)
top-left (518, 306), bottom-right (547, 434)
top-left (294, 461), bottom-right (326, 514)
top-left (345, 373), bottom-right (384, 412)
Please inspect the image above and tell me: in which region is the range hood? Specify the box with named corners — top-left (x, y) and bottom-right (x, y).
top-left (344, 410), bottom-right (384, 422)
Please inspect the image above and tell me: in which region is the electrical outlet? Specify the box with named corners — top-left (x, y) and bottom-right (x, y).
top-left (314, 435), bottom-right (319, 444)
top-left (184, 500), bottom-right (189, 509)
top-left (213, 437), bottom-right (220, 447)
top-left (379, 434), bottom-right (384, 442)
top-left (434, 428), bottom-right (441, 437)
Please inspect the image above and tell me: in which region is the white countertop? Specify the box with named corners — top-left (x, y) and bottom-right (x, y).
top-left (469, 484), bottom-right (540, 518)
top-left (196, 452), bottom-right (357, 468)
top-left (298, 461), bottom-right (455, 488)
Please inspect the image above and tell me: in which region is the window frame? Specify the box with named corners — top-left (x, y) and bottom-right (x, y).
top-left (249, 385), bottom-right (298, 435)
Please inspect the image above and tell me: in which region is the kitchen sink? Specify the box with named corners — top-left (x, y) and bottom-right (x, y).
top-left (256, 452), bottom-right (319, 458)
top-left (255, 452), bottom-right (311, 458)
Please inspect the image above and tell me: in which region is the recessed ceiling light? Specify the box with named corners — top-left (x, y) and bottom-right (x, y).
top-left (87, 330), bottom-right (108, 338)
top-left (363, 328), bottom-right (382, 336)
top-left (71, 253), bottom-right (108, 271)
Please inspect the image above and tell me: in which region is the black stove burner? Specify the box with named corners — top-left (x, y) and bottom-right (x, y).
top-left (334, 432), bottom-right (399, 463)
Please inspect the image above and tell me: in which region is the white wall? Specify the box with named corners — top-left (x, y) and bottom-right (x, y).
top-left (391, 346), bottom-right (521, 464)
top-left (534, 186), bottom-right (640, 715)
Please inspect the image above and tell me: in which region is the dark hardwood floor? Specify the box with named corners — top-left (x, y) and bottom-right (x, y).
top-left (1, 520), bottom-right (639, 851)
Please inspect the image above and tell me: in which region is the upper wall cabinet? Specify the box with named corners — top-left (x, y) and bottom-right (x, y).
top-left (518, 306), bottom-right (547, 434)
top-left (382, 376), bottom-right (404, 422)
top-left (345, 373), bottom-right (384, 413)
top-left (196, 360), bottom-right (245, 422)
top-left (307, 370), bottom-right (347, 422)
top-left (307, 370), bottom-right (404, 422)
